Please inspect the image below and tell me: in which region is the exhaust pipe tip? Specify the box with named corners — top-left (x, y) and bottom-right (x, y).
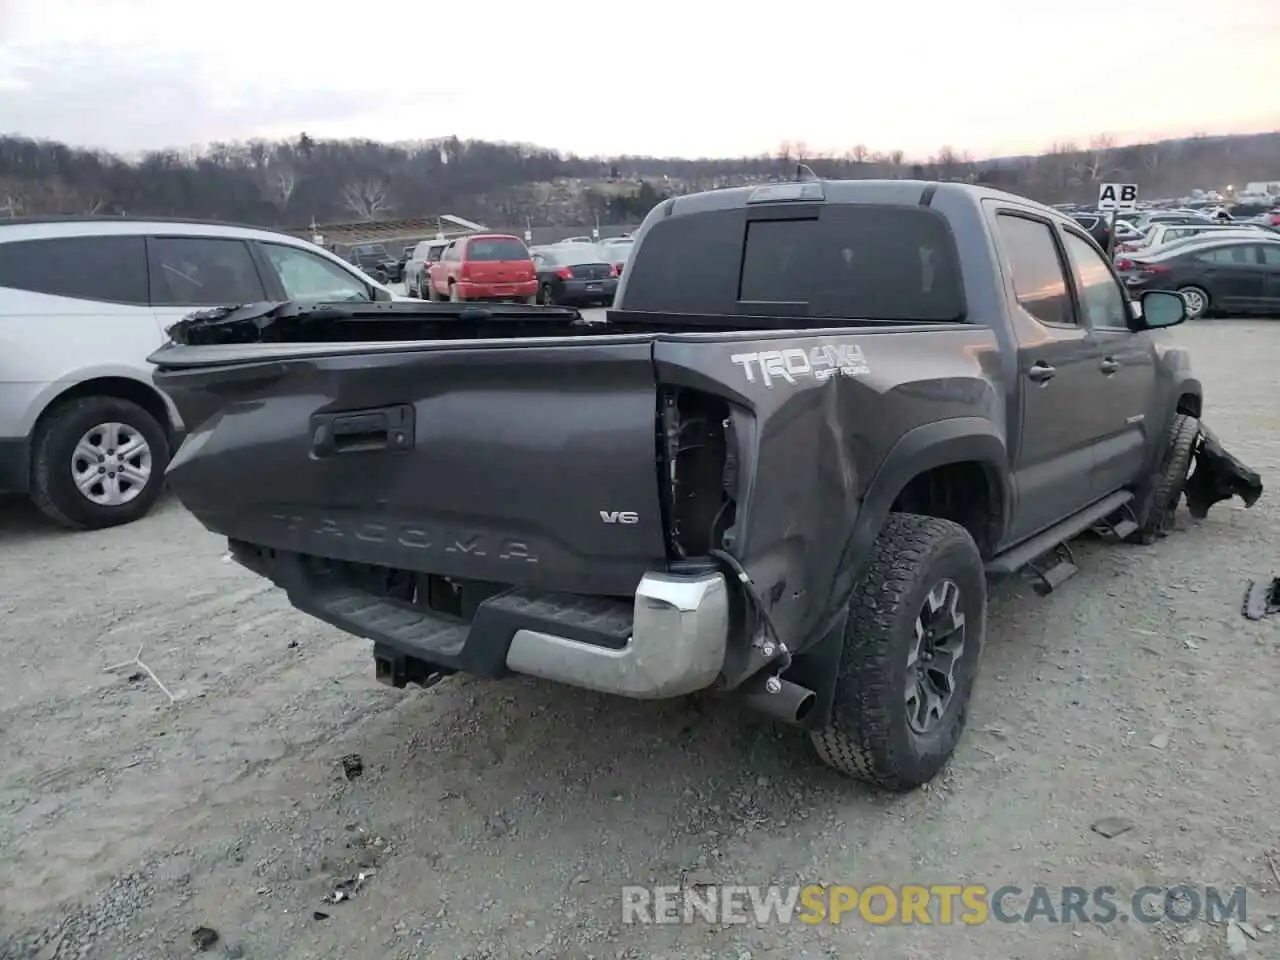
top-left (741, 675), bottom-right (817, 726)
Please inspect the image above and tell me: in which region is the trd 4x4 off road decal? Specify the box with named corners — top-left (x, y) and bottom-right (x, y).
top-left (729, 344), bottom-right (869, 388)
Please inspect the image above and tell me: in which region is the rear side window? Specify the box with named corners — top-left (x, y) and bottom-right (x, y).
top-left (1195, 245), bottom-right (1255, 265)
top-left (0, 235), bottom-right (147, 304)
top-left (466, 238), bottom-right (531, 261)
top-left (148, 237), bottom-right (267, 306)
top-left (994, 214), bottom-right (1072, 326)
top-left (623, 205), bottom-right (965, 321)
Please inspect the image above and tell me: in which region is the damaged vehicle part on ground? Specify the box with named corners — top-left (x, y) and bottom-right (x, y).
top-left (151, 178), bottom-right (1264, 793)
top-left (1242, 577), bottom-right (1280, 620)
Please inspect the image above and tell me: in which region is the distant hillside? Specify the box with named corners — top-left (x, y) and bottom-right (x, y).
top-left (0, 130), bottom-right (1276, 228)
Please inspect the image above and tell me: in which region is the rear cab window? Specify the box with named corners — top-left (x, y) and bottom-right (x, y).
top-left (622, 204), bottom-right (966, 321)
top-left (0, 235), bottom-right (148, 304)
top-left (465, 237), bottom-right (532, 261)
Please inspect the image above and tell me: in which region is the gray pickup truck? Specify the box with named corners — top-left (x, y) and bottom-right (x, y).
top-left (150, 179), bottom-right (1262, 791)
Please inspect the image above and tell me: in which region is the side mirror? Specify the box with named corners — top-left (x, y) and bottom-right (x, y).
top-left (372, 285), bottom-right (393, 302)
top-left (1139, 289), bottom-right (1186, 329)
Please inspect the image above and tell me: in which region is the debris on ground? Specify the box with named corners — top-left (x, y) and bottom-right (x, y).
top-left (322, 871), bottom-right (371, 904)
top-left (105, 644), bottom-right (181, 703)
top-left (191, 925), bottom-right (220, 951)
top-left (313, 911), bottom-right (330, 921)
top-left (338, 754), bottom-right (363, 781)
top-left (1227, 918), bottom-right (1249, 957)
top-left (1090, 817), bottom-right (1134, 839)
top-left (1242, 577), bottom-right (1280, 620)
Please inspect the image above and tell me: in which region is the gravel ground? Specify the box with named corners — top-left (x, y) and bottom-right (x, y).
top-left (1, 320), bottom-right (1278, 960)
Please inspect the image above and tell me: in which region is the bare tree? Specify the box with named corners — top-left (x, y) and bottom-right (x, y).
top-left (340, 179), bottom-right (392, 220)
top-left (246, 139), bottom-right (270, 172)
top-left (1083, 134), bottom-right (1118, 183)
top-left (0, 189), bottom-right (24, 217)
top-left (265, 167), bottom-right (297, 208)
top-left (82, 196), bottom-right (108, 215)
top-left (934, 146), bottom-right (964, 180)
top-left (1138, 143), bottom-right (1163, 176)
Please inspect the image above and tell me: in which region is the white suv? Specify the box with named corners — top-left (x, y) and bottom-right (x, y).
top-left (0, 217), bottom-right (397, 530)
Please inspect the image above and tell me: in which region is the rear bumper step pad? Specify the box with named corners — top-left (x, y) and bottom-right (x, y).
top-left (230, 543), bottom-right (729, 699)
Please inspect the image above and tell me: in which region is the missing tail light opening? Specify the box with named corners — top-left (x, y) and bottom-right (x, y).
top-left (658, 388), bottom-right (738, 559)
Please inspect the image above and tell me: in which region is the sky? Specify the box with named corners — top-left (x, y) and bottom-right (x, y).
top-left (1, 0), bottom-right (1278, 161)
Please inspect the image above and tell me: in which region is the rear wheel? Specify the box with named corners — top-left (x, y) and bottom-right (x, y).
top-left (1178, 285), bottom-right (1210, 319)
top-left (810, 514), bottom-right (985, 791)
top-left (30, 396), bottom-right (170, 530)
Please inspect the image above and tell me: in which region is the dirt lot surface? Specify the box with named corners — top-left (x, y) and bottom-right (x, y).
top-left (1, 320), bottom-right (1278, 960)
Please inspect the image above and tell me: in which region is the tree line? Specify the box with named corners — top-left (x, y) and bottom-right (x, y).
top-left (0, 129), bottom-right (1275, 228)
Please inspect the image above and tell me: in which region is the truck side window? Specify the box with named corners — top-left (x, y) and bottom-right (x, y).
top-left (994, 214), bottom-right (1072, 326)
top-left (1061, 231), bottom-right (1129, 330)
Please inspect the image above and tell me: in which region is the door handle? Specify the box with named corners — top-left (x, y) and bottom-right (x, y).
top-left (1028, 362), bottom-right (1056, 383)
top-left (1099, 358), bottom-right (1120, 375)
top-left (311, 404), bottom-right (415, 457)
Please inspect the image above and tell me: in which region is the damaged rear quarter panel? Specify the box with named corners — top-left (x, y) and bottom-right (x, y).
top-left (653, 324), bottom-right (1004, 650)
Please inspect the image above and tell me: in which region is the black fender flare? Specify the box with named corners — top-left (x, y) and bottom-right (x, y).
top-left (1173, 378), bottom-right (1203, 417)
top-left (787, 417), bottom-right (1010, 730)
top-left (844, 417), bottom-right (1011, 576)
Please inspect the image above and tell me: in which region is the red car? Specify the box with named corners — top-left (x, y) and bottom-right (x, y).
top-left (427, 234), bottom-right (538, 303)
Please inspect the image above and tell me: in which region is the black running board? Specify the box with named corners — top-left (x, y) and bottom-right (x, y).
top-left (986, 490), bottom-right (1135, 577)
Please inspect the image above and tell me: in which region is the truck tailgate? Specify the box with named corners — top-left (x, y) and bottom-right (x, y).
top-left (156, 340), bottom-right (668, 596)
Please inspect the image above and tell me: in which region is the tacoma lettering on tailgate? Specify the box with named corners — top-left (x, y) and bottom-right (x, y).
top-left (269, 513), bottom-right (540, 562)
top-left (729, 344), bottom-right (869, 388)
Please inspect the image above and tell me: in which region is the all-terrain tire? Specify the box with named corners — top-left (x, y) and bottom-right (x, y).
top-left (810, 513), bottom-right (986, 791)
top-left (30, 396), bottom-right (170, 531)
top-left (1131, 412), bottom-right (1200, 543)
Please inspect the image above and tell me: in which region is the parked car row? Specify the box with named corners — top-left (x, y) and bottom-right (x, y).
top-left (401, 234), bottom-right (635, 306)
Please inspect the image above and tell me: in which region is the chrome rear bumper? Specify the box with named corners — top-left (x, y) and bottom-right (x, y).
top-left (504, 571), bottom-right (729, 698)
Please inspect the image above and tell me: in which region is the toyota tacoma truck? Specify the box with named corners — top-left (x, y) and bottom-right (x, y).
top-left (149, 179), bottom-right (1263, 791)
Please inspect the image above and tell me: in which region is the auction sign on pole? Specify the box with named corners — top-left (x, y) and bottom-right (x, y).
top-left (1096, 182), bottom-right (1138, 257)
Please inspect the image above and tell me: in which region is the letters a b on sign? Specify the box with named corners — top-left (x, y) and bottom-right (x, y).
top-left (1097, 182), bottom-right (1139, 213)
